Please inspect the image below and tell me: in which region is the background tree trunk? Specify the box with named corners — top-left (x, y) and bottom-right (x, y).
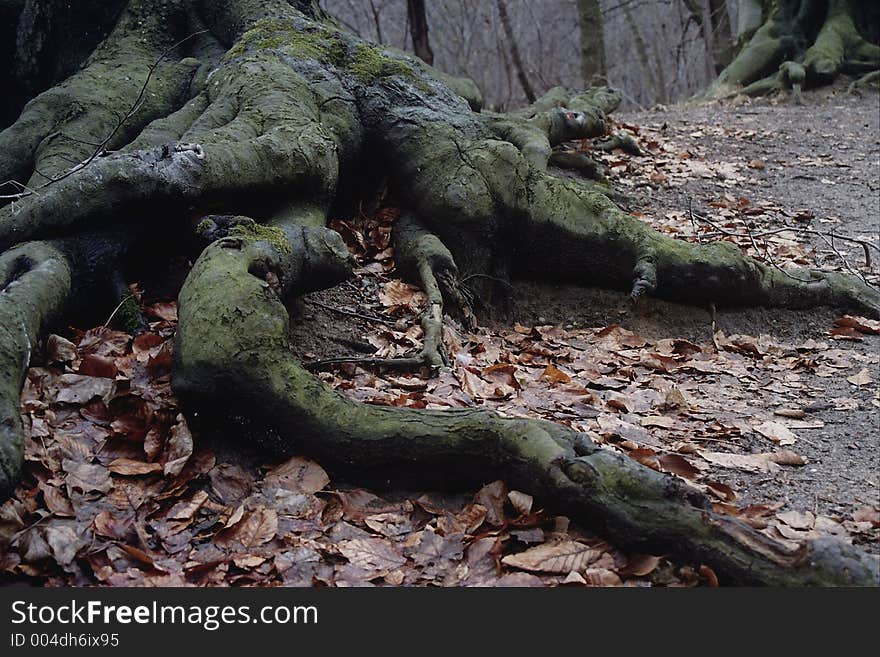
top-left (577, 0), bottom-right (608, 87)
top-left (496, 0), bottom-right (537, 103)
top-left (406, 0), bottom-right (433, 65)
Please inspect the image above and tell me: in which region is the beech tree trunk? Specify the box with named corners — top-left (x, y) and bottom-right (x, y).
top-left (578, 0), bottom-right (608, 87)
top-left (406, 0), bottom-right (433, 65)
top-left (0, 0), bottom-right (878, 585)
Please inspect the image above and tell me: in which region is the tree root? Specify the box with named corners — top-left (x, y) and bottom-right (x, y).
top-left (0, 242), bottom-right (71, 497)
top-left (708, 0), bottom-right (879, 99)
top-left (172, 228), bottom-right (879, 586)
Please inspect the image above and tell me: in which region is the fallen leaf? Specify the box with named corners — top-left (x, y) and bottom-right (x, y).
top-left (704, 481), bottom-right (737, 502)
top-left (338, 537), bottom-right (406, 573)
top-left (164, 415), bottom-right (193, 476)
top-left (620, 554), bottom-right (662, 577)
top-left (215, 507), bottom-right (278, 549)
top-left (699, 565), bottom-right (719, 587)
top-left (78, 354), bottom-right (118, 379)
top-left (378, 280), bottom-right (426, 311)
top-left (501, 541), bottom-right (603, 574)
top-left (657, 453), bottom-right (701, 480)
top-left (47, 335), bottom-right (77, 364)
top-left (777, 510), bottom-right (815, 530)
top-left (54, 375), bottom-right (115, 404)
top-left (754, 421), bottom-right (798, 446)
top-left (63, 460), bottom-right (112, 494)
top-left (508, 490), bottom-right (533, 516)
top-left (108, 459), bottom-right (163, 475)
top-left (144, 302), bottom-right (177, 322)
top-left (852, 507), bottom-right (879, 527)
top-left (540, 364), bottom-right (572, 385)
top-left (847, 368), bottom-right (872, 386)
top-left (640, 415), bottom-right (676, 429)
top-left (769, 450), bottom-right (806, 466)
top-left (475, 480), bottom-right (507, 526)
top-left (264, 456), bottom-right (329, 494)
top-left (834, 315), bottom-right (880, 335)
top-left (582, 568), bottom-right (623, 586)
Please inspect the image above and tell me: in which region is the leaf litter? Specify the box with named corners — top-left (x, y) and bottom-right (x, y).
top-left (3, 99), bottom-right (879, 587)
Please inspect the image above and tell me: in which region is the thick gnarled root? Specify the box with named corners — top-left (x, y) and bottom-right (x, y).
top-left (172, 228), bottom-right (878, 586)
top-left (0, 242), bottom-right (71, 497)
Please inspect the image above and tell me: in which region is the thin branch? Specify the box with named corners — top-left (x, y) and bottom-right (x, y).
top-left (0, 30), bottom-right (207, 202)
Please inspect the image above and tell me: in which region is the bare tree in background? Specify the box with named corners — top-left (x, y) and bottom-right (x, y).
top-left (319, 0), bottom-right (741, 109)
top-left (578, 0), bottom-right (608, 86)
top-left (406, 0), bottom-right (433, 65)
top-left (495, 0), bottom-right (537, 103)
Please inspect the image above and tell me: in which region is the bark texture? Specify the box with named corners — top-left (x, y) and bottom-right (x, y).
top-left (710, 0), bottom-right (880, 98)
top-left (0, 0), bottom-right (878, 585)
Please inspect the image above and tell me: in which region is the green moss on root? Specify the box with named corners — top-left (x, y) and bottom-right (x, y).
top-left (229, 222), bottom-right (292, 255)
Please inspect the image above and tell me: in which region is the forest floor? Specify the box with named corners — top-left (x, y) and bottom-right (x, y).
top-left (1, 83), bottom-right (877, 587)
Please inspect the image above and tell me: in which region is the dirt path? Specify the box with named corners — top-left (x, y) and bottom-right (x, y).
top-left (613, 88), bottom-right (879, 530)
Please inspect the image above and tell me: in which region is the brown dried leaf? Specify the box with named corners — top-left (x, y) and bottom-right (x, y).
top-left (47, 335), bottom-right (77, 364)
top-left (78, 354), bottom-right (118, 379)
top-left (847, 368), bottom-right (872, 386)
top-left (215, 507), bottom-right (278, 549)
top-left (705, 481), bottom-right (737, 502)
top-left (540, 364), bottom-right (572, 385)
top-left (144, 302), bottom-right (177, 322)
top-left (54, 375), bottom-right (115, 404)
top-left (378, 280), bottom-right (426, 311)
top-left (834, 315), bottom-right (880, 335)
top-left (264, 456), bottom-right (329, 494)
top-left (209, 463), bottom-right (253, 505)
top-left (338, 537), bottom-right (406, 573)
top-left (474, 480), bottom-right (507, 526)
top-left (852, 507), bottom-right (880, 527)
top-left (507, 490), bottom-right (533, 516)
top-left (769, 450), bottom-right (806, 466)
top-left (93, 510), bottom-right (132, 539)
top-left (754, 421), bottom-right (798, 446)
top-left (108, 459), bottom-right (163, 476)
top-left (37, 483), bottom-right (74, 517)
top-left (163, 415), bottom-right (193, 476)
top-left (777, 510), bottom-right (815, 530)
top-left (63, 460), bottom-right (112, 494)
top-left (657, 453), bottom-right (701, 480)
top-left (620, 554), bottom-right (662, 577)
top-left (501, 540), bottom-right (604, 574)
top-left (166, 490), bottom-right (209, 521)
top-left (582, 568), bottom-right (623, 586)
top-left (699, 451), bottom-right (778, 473)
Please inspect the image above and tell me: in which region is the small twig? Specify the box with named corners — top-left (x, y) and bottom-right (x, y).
top-left (0, 30), bottom-right (207, 202)
top-left (102, 294), bottom-right (134, 328)
top-left (688, 196), bottom-right (702, 243)
top-left (750, 226), bottom-right (875, 267)
top-left (816, 231), bottom-right (871, 287)
top-left (709, 301), bottom-right (720, 352)
top-left (305, 298), bottom-right (390, 325)
top-left (460, 273), bottom-right (515, 290)
top-left (304, 355), bottom-right (434, 370)
top-left (688, 209), bottom-right (819, 284)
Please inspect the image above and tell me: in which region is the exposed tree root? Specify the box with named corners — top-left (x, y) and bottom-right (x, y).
top-left (0, 0), bottom-right (878, 584)
top-left (172, 229), bottom-right (878, 586)
top-left (0, 242), bottom-right (70, 496)
top-left (708, 0), bottom-right (879, 99)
